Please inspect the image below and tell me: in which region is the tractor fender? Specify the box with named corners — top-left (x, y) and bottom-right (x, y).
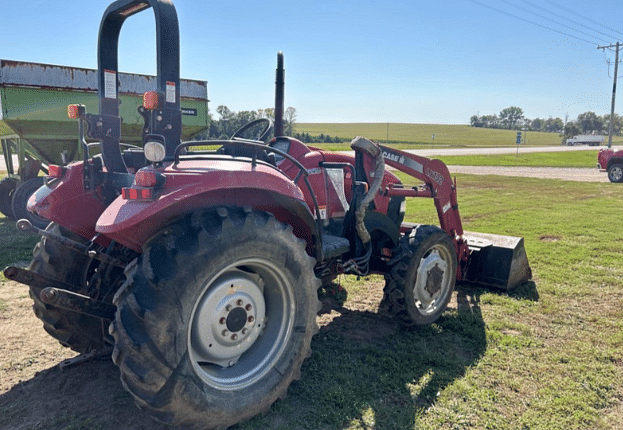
top-left (96, 175), bottom-right (319, 256)
top-left (28, 162), bottom-right (108, 242)
top-left (364, 210), bottom-right (401, 248)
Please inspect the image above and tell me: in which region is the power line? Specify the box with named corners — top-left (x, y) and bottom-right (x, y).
top-left (499, 0), bottom-right (611, 44)
top-left (521, 0), bottom-right (618, 42)
top-left (546, 0), bottom-right (623, 38)
top-left (468, 0), bottom-right (598, 45)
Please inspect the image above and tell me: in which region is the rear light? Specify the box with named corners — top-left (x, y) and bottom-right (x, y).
top-left (135, 170), bottom-right (158, 187)
top-left (144, 141), bottom-right (166, 163)
top-left (122, 169), bottom-right (165, 200)
top-left (48, 165), bottom-right (65, 178)
top-left (122, 187), bottom-right (153, 200)
top-left (143, 91), bottom-right (160, 110)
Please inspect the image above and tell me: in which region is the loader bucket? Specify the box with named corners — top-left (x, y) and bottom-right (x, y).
top-left (462, 231), bottom-right (532, 291)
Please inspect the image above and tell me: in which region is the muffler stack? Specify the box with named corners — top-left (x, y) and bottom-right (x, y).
top-left (462, 231), bottom-right (532, 291)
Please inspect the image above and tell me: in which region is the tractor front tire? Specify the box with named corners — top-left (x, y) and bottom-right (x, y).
top-left (381, 225), bottom-right (457, 326)
top-left (111, 207), bottom-right (321, 429)
top-left (28, 223), bottom-right (108, 353)
top-left (607, 163), bottom-right (623, 183)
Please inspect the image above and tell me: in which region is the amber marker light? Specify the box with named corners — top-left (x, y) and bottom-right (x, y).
top-left (143, 91), bottom-right (160, 110)
top-left (67, 104), bottom-right (80, 119)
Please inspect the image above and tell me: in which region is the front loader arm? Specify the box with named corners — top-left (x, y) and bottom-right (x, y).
top-left (376, 145), bottom-right (470, 268)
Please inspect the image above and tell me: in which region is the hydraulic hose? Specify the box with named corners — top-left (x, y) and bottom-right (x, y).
top-left (350, 137), bottom-right (385, 245)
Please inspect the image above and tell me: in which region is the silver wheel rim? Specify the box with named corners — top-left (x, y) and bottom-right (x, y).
top-left (412, 244), bottom-right (454, 315)
top-left (188, 257), bottom-right (294, 390)
top-left (610, 166), bottom-right (622, 181)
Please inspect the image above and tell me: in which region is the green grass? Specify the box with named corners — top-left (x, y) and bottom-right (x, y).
top-left (435, 150), bottom-right (600, 167)
top-left (242, 174), bottom-right (623, 430)
top-left (296, 123), bottom-right (623, 148)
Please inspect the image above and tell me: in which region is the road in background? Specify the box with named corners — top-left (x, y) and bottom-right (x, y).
top-left (447, 165), bottom-right (608, 182)
top-left (406, 145), bottom-right (619, 158)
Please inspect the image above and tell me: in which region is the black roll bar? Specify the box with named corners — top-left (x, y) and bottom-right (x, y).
top-left (94, 0), bottom-right (181, 173)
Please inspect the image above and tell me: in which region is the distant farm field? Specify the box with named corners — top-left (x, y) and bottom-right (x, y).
top-left (296, 123), bottom-right (623, 148)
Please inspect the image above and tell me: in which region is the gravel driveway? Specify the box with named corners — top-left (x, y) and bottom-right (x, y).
top-left (407, 145), bottom-right (616, 183)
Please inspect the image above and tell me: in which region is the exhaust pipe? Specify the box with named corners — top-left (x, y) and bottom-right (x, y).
top-left (274, 52), bottom-right (285, 137)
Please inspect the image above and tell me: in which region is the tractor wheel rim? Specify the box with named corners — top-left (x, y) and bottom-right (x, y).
top-left (188, 258), bottom-right (294, 390)
top-left (413, 245), bottom-right (453, 315)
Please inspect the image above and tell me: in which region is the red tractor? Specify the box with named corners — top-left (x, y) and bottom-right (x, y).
top-left (3, 0), bottom-right (531, 428)
top-left (597, 147), bottom-right (623, 182)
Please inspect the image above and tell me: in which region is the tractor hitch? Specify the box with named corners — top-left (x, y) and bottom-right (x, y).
top-left (15, 219), bottom-right (125, 268)
top-left (40, 287), bottom-right (116, 320)
top-left (3, 266), bottom-right (116, 320)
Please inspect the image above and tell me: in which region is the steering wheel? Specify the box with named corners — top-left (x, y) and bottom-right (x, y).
top-left (231, 118), bottom-right (274, 142)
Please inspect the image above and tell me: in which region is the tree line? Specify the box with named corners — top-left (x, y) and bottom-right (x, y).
top-left (196, 105), bottom-right (298, 140)
top-left (470, 107), bottom-right (623, 139)
top-left (196, 105), bottom-right (345, 143)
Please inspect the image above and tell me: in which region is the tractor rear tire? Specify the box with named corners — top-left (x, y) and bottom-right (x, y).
top-left (28, 223), bottom-right (108, 353)
top-left (12, 176), bottom-right (50, 229)
top-left (111, 207), bottom-right (321, 429)
top-left (0, 177), bottom-right (17, 219)
top-left (381, 225), bottom-right (457, 326)
top-left (607, 163), bottom-right (623, 183)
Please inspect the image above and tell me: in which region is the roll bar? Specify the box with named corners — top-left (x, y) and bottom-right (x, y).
top-left (90, 0), bottom-right (181, 173)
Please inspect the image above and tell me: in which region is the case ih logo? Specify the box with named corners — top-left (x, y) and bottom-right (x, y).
top-left (382, 151), bottom-right (405, 165)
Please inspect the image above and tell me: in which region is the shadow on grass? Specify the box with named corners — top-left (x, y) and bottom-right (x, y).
top-left (508, 280), bottom-right (539, 302)
top-left (243, 284), bottom-right (490, 430)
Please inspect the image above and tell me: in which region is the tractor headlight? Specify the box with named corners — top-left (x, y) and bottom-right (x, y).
top-left (144, 141), bottom-right (166, 163)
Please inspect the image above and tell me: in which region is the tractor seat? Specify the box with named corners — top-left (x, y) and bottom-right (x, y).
top-left (217, 144), bottom-right (275, 166)
top-left (122, 148), bottom-right (148, 171)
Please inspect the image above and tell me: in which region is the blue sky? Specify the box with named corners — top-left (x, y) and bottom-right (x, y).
top-left (2, 0), bottom-right (623, 124)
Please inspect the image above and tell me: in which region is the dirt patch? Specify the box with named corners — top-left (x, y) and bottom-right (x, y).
top-left (0, 279), bottom-right (173, 430)
top-left (0, 276), bottom-right (405, 430)
top-left (539, 234), bottom-right (561, 242)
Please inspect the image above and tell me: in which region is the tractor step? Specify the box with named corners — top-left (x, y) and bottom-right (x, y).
top-left (322, 234), bottom-right (350, 260)
top-left (462, 231), bottom-right (532, 291)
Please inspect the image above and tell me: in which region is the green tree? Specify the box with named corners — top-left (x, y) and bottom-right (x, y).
top-left (564, 121), bottom-right (581, 139)
top-left (470, 115), bottom-right (483, 127)
top-left (499, 106), bottom-right (524, 130)
top-left (530, 118), bottom-right (544, 132)
top-left (577, 111), bottom-right (603, 134)
top-left (482, 114), bottom-right (499, 128)
top-left (603, 113), bottom-right (623, 136)
top-left (284, 107), bottom-right (297, 135)
top-left (256, 108), bottom-right (275, 120)
top-left (544, 117), bottom-right (564, 133)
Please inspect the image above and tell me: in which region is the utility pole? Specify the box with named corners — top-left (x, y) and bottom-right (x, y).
top-left (598, 41), bottom-right (620, 149)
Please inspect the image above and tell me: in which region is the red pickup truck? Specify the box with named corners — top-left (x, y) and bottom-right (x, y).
top-left (598, 148), bottom-right (623, 183)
